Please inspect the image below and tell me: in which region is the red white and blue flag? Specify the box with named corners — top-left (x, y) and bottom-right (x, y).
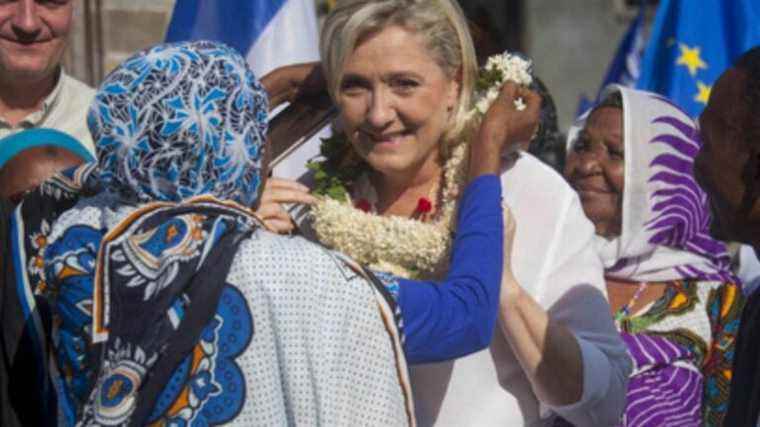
top-left (165, 0), bottom-right (326, 179)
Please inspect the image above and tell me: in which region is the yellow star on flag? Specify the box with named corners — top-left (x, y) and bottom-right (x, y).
top-left (676, 44), bottom-right (708, 76)
top-left (694, 81), bottom-right (712, 104)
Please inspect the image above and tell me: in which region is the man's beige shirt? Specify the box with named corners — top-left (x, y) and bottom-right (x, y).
top-left (0, 70), bottom-right (96, 153)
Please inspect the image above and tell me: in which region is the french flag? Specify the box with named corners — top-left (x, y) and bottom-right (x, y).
top-left (165, 0), bottom-right (325, 178)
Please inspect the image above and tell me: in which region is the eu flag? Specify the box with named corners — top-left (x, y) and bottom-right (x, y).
top-left (636, 0), bottom-right (760, 117)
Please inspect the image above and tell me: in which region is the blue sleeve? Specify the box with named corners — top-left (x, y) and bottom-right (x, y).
top-left (397, 174), bottom-right (503, 364)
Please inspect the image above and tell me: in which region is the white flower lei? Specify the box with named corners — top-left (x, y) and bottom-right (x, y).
top-left (473, 53), bottom-right (533, 116)
top-left (309, 53), bottom-right (532, 279)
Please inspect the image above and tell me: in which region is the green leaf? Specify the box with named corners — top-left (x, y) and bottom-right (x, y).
top-left (326, 185), bottom-right (348, 202)
top-left (475, 67), bottom-right (504, 92)
top-left (314, 169), bottom-right (328, 180)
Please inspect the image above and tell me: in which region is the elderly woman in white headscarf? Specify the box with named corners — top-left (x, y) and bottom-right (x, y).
top-left (565, 86), bottom-right (745, 426)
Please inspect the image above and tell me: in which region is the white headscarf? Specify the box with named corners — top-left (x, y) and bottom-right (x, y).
top-left (568, 85), bottom-right (736, 283)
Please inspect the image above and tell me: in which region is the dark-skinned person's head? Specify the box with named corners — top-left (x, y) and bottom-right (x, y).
top-left (565, 86), bottom-right (734, 280)
top-left (564, 93), bottom-right (624, 238)
top-left (0, 128), bottom-right (94, 205)
top-left (694, 46), bottom-right (760, 247)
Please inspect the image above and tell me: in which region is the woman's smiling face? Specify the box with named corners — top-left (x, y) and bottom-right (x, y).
top-left (337, 24), bottom-right (460, 178)
top-left (565, 106), bottom-right (625, 238)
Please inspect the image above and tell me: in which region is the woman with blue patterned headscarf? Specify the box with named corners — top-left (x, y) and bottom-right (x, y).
top-left (1, 129), bottom-right (98, 427)
top-left (32, 39), bottom-right (518, 426)
top-left (35, 41), bottom-right (276, 426)
top-left (0, 128), bottom-right (95, 205)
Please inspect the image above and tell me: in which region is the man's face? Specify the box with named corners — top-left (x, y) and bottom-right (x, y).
top-left (695, 67), bottom-right (760, 243)
top-left (0, 0), bottom-right (73, 83)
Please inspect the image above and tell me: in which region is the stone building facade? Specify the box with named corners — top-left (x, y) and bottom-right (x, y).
top-left (63, 0), bottom-right (176, 86)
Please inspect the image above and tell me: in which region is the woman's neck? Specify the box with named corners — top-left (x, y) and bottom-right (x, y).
top-left (371, 157), bottom-right (443, 217)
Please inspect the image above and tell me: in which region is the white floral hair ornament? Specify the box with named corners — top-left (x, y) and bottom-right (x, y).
top-left (472, 52), bottom-right (533, 116)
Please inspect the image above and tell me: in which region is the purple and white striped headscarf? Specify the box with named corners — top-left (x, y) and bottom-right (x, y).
top-left (569, 85), bottom-right (737, 283)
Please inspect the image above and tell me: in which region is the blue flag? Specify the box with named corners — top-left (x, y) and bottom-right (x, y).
top-left (577, 7), bottom-right (646, 116)
top-left (164, 0), bottom-right (326, 179)
top-left (165, 0), bottom-right (320, 78)
top-left (636, 0), bottom-right (760, 117)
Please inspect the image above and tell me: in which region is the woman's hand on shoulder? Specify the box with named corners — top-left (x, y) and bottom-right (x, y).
top-left (255, 177), bottom-right (317, 234)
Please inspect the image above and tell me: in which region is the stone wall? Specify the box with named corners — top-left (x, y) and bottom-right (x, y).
top-left (525, 0), bottom-right (631, 128)
top-left (62, 0), bottom-right (176, 86)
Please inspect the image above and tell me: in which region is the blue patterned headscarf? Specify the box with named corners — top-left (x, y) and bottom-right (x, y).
top-left (88, 41), bottom-right (269, 206)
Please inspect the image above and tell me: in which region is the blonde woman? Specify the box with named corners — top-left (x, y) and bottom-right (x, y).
top-left (259, 0), bottom-right (631, 424)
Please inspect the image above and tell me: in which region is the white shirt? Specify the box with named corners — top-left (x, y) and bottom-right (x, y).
top-left (0, 70), bottom-right (96, 152)
top-left (411, 153), bottom-right (632, 426)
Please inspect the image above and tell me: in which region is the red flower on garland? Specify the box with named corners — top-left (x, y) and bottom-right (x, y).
top-left (355, 199), bottom-right (372, 212)
top-left (416, 197), bottom-right (433, 214)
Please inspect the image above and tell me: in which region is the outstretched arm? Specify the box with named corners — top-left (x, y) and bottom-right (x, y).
top-left (397, 174), bottom-right (504, 363)
top-left (497, 250), bottom-right (584, 407)
top-left (397, 83), bottom-right (541, 364)
top-left (499, 193), bottom-right (630, 425)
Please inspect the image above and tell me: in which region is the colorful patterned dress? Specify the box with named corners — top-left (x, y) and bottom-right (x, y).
top-left (564, 86), bottom-right (746, 427)
top-left (616, 280), bottom-right (744, 427)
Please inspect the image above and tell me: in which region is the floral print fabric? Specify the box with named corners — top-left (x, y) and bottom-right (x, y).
top-left (88, 41), bottom-right (269, 206)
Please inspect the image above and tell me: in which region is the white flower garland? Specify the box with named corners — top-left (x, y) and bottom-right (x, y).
top-left (311, 141), bottom-right (468, 279)
top-left (309, 53), bottom-right (532, 279)
top-left (473, 53), bottom-right (533, 116)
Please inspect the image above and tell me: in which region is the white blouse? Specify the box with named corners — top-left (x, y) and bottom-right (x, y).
top-left (410, 152), bottom-right (632, 426)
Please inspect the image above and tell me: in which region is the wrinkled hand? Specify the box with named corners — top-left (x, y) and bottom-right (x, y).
top-left (255, 178), bottom-right (317, 234)
top-left (479, 82), bottom-right (542, 154)
top-left (261, 62), bottom-right (325, 110)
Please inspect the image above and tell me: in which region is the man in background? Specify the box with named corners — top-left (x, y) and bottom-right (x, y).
top-left (0, 0), bottom-right (95, 152)
top-left (694, 45), bottom-right (760, 425)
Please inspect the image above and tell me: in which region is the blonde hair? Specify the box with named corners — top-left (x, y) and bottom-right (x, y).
top-left (320, 0), bottom-right (477, 144)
